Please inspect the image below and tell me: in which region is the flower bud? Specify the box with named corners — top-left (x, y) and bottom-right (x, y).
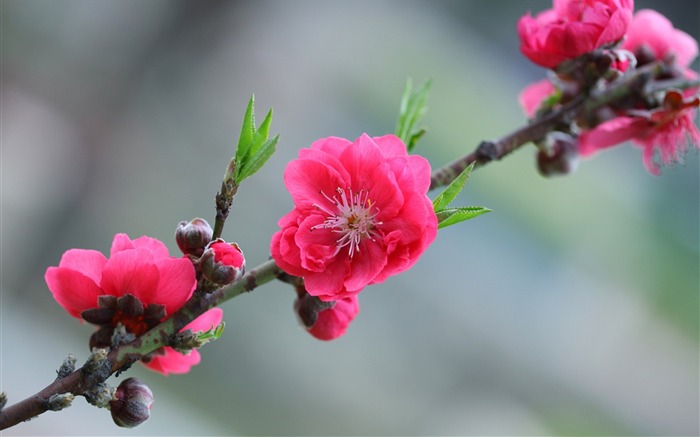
top-left (110, 378), bottom-right (154, 428)
top-left (294, 294), bottom-right (359, 341)
top-left (175, 218), bottom-right (213, 257)
top-left (536, 132), bottom-right (580, 177)
top-left (200, 239), bottom-right (246, 285)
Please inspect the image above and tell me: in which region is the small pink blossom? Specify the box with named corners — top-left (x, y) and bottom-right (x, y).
top-left (519, 79), bottom-right (557, 117)
top-left (143, 308), bottom-right (224, 375)
top-left (200, 239), bottom-right (246, 285)
top-left (45, 233), bottom-right (220, 375)
top-left (271, 134), bottom-right (437, 301)
top-left (517, 0), bottom-right (634, 69)
top-left (307, 297), bottom-right (359, 341)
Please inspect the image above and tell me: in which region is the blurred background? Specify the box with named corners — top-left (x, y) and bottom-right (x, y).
top-left (1, 0), bottom-right (698, 435)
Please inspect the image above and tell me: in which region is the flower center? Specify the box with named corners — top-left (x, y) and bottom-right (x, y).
top-left (111, 312), bottom-right (149, 337)
top-left (312, 187), bottom-right (381, 257)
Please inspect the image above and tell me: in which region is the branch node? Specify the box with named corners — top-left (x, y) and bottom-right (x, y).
top-left (45, 393), bottom-right (74, 412)
top-left (475, 140), bottom-right (499, 162)
top-left (56, 354), bottom-right (77, 380)
top-left (84, 383), bottom-right (116, 409)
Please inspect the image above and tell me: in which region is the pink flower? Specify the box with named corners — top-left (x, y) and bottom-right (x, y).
top-left (271, 134), bottom-right (437, 301)
top-left (580, 92), bottom-right (700, 174)
top-left (306, 297), bottom-right (359, 341)
top-left (517, 0), bottom-right (634, 69)
top-left (143, 308), bottom-right (224, 375)
top-left (519, 78), bottom-right (557, 117)
top-left (45, 233), bottom-right (220, 375)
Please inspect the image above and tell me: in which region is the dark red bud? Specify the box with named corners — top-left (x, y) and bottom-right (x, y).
top-left (175, 218), bottom-right (213, 257)
top-left (110, 378), bottom-right (154, 428)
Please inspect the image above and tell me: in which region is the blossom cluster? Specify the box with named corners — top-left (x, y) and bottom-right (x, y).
top-left (46, 224), bottom-right (244, 375)
top-left (518, 0), bottom-right (699, 175)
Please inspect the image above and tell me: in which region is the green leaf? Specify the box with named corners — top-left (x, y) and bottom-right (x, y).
top-left (395, 77), bottom-right (432, 152)
top-left (432, 163), bottom-right (474, 211)
top-left (195, 322), bottom-right (226, 344)
top-left (231, 96), bottom-right (277, 184)
top-left (238, 135), bottom-right (279, 182)
top-left (436, 206), bottom-right (491, 229)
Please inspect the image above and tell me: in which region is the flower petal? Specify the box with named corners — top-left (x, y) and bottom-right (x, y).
top-left (110, 233), bottom-right (135, 256)
top-left (295, 213), bottom-right (338, 272)
top-left (56, 249), bottom-right (107, 285)
top-left (153, 257), bottom-right (196, 317)
top-left (304, 259), bottom-right (349, 301)
top-left (45, 267), bottom-right (104, 318)
top-left (184, 308), bottom-right (224, 332)
top-left (578, 117), bottom-right (650, 156)
top-left (131, 236), bottom-right (171, 260)
top-left (143, 348), bottom-right (201, 375)
top-left (100, 248), bottom-right (160, 304)
top-left (285, 158), bottom-right (348, 210)
top-left (343, 241), bottom-right (386, 292)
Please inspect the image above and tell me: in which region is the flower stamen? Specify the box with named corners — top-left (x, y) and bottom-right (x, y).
top-left (312, 187), bottom-right (381, 257)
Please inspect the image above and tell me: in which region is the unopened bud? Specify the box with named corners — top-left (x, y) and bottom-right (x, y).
top-left (200, 239), bottom-right (245, 285)
top-left (536, 132), bottom-right (580, 177)
top-left (56, 353), bottom-right (77, 379)
top-left (294, 294), bottom-right (359, 341)
top-left (175, 218), bottom-right (213, 257)
top-left (110, 378), bottom-right (154, 428)
top-left (46, 393), bottom-right (75, 411)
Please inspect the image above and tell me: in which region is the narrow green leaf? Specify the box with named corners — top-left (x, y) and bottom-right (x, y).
top-left (231, 96), bottom-right (277, 184)
top-left (238, 135), bottom-right (279, 182)
top-left (256, 108), bottom-right (273, 144)
top-left (432, 162), bottom-right (475, 211)
top-left (395, 77), bottom-right (432, 152)
top-left (235, 96), bottom-right (256, 171)
top-left (436, 206), bottom-right (491, 229)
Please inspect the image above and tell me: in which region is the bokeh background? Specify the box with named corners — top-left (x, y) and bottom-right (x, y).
top-left (2, 0), bottom-right (698, 435)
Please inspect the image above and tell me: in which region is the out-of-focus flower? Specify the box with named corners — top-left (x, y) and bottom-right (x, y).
top-left (517, 0), bottom-right (634, 69)
top-left (110, 378), bottom-right (154, 428)
top-left (295, 294), bottom-right (359, 341)
top-left (580, 91), bottom-right (700, 174)
top-left (200, 239), bottom-right (246, 285)
top-left (623, 9), bottom-right (698, 75)
top-left (518, 8), bottom-right (699, 174)
top-left (519, 79), bottom-right (558, 118)
top-left (45, 233), bottom-right (221, 375)
top-left (580, 10), bottom-right (699, 174)
top-left (271, 134), bottom-right (437, 301)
